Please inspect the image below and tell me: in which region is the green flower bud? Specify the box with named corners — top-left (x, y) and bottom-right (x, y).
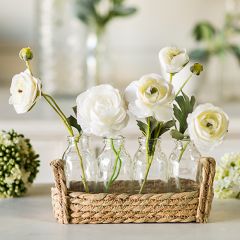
top-left (190, 63), bottom-right (203, 76)
top-left (19, 47), bottom-right (33, 61)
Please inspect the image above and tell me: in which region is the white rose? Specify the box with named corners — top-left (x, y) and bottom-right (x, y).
top-left (9, 69), bottom-right (41, 114)
top-left (124, 73), bottom-right (175, 121)
top-left (76, 84), bottom-right (129, 137)
top-left (159, 47), bottom-right (189, 74)
top-left (187, 103), bottom-right (229, 151)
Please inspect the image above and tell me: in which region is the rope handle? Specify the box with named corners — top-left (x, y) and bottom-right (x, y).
top-left (196, 157), bottom-right (216, 223)
top-left (50, 159), bottom-right (69, 223)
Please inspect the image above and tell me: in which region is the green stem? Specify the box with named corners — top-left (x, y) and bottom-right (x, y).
top-left (175, 73), bottom-right (193, 97)
top-left (105, 139), bottom-right (123, 192)
top-left (26, 61), bottom-right (33, 75)
top-left (139, 117), bottom-right (159, 193)
top-left (169, 73), bottom-right (173, 83)
top-left (42, 94), bottom-right (73, 136)
top-left (23, 59), bottom-right (89, 193)
top-left (139, 154), bottom-right (154, 194)
top-left (178, 141), bottom-right (190, 162)
top-left (42, 94), bottom-right (89, 192)
top-left (73, 140), bottom-right (89, 193)
top-left (145, 117), bottom-right (151, 164)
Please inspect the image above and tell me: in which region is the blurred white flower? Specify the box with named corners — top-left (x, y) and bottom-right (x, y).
top-left (159, 47), bottom-right (189, 74)
top-left (96, 0), bottom-right (112, 16)
top-left (187, 103), bottom-right (229, 151)
top-left (124, 73), bottom-right (174, 121)
top-left (9, 69), bottom-right (41, 114)
top-left (76, 84), bottom-right (128, 137)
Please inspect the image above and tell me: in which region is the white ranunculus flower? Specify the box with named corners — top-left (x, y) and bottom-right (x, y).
top-left (187, 103), bottom-right (229, 151)
top-left (124, 73), bottom-right (175, 121)
top-left (9, 69), bottom-right (41, 114)
top-left (159, 47), bottom-right (189, 74)
top-left (76, 84), bottom-right (129, 137)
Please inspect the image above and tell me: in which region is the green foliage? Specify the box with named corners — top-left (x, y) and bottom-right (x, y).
top-left (171, 92), bottom-right (195, 140)
top-left (230, 45), bottom-right (240, 63)
top-left (137, 117), bottom-right (175, 156)
top-left (192, 21), bottom-right (216, 42)
top-left (0, 130), bottom-right (40, 198)
top-left (67, 107), bottom-right (82, 135)
top-left (74, 0), bottom-right (137, 32)
top-left (190, 18), bottom-right (240, 64)
top-left (137, 117), bottom-right (175, 139)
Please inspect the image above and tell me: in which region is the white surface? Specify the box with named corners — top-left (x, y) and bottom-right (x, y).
top-left (0, 184), bottom-right (240, 240)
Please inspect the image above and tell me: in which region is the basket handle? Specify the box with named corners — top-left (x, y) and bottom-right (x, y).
top-left (50, 159), bottom-right (69, 224)
top-left (196, 157), bottom-right (216, 223)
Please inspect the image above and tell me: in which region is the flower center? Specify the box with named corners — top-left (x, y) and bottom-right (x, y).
top-left (18, 89), bottom-right (23, 93)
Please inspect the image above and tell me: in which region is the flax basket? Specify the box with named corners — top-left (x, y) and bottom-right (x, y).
top-left (50, 157), bottom-right (215, 224)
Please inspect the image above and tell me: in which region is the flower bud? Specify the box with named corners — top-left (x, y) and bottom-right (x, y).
top-left (19, 47), bottom-right (33, 61)
top-left (190, 63), bottom-right (203, 75)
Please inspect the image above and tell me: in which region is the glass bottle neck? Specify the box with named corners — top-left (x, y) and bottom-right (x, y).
top-left (138, 137), bottom-right (162, 150)
top-left (103, 136), bottom-right (125, 149)
top-left (67, 135), bottom-right (90, 148)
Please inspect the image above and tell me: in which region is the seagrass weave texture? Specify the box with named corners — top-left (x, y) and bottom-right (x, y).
top-left (50, 157), bottom-right (215, 224)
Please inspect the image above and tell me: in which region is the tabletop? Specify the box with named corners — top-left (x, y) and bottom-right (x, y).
top-left (0, 184), bottom-right (240, 240)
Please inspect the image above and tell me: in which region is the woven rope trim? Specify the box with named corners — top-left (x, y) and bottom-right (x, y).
top-left (50, 157), bottom-right (216, 224)
top-left (50, 160), bottom-right (69, 224)
top-left (196, 157), bottom-right (216, 223)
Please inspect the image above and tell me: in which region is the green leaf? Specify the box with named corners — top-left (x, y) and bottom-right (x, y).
top-left (73, 106), bottom-right (77, 116)
top-left (111, 6), bottom-right (137, 17)
top-left (170, 129), bottom-right (185, 140)
top-left (230, 45), bottom-right (240, 64)
top-left (158, 120), bottom-right (176, 136)
top-left (67, 115), bottom-right (82, 135)
top-left (136, 120), bottom-right (147, 136)
top-left (192, 21), bottom-right (216, 42)
top-left (173, 92), bottom-right (196, 134)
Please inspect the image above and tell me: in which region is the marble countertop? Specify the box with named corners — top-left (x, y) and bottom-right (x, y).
top-left (0, 184), bottom-right (240, 240)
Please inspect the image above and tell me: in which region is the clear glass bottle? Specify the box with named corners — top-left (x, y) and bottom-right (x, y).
top-left (38, 0), bottom-right (86, 95)
top-left (132, 137), bottom-right (168, 194)
top-left (168, 140), bottom-right (201, 192)
top-left (97, 136), bottom-right (132, 193)
top-left (63, 135), bottom-right (96, 192)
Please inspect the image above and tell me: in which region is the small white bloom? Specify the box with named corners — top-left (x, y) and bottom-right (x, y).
top-left (187, 103), bottom-right (229, 151)
top-left (76, 84), bottom-right (128, 137)
top-left (9, 69), bottom-right (41, 114)
top-left (159, 47), bottom-right (189, 74)
top-left (124, 73), bottom-right (175, 121)
top-left (96, 0), bottom-right (112, 16)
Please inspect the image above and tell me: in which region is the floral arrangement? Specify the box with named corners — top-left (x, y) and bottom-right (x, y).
top-left (215, 152), bottom-right (240, 199)
top-left (10, 47), bottom-right (229, 194)
top-left (0, 130), bottom-right (39, 198)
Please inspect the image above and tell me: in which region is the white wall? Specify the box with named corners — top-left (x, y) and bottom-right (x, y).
top-left (0, 0), bottom-right (227, 87)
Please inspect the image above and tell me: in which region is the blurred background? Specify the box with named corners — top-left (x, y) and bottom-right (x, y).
top-left (0, 0), bottom-right (239, 183)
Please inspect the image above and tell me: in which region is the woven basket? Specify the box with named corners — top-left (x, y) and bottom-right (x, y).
top-left (50, 157), bottom-right (215, 224)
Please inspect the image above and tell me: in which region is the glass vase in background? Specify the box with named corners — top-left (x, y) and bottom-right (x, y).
top-left (97, 136), bottom-right (132, 193)
top-left (38, 0), bottom-right (86, 95)
top-left (168, 140), bottom-right (201, 192)
top-left (63, 135), bottom-right (96, 192)
top-left (85, 29), bottom-right (111, 88)
top-left (132, 137), bottom-right (168, 194)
